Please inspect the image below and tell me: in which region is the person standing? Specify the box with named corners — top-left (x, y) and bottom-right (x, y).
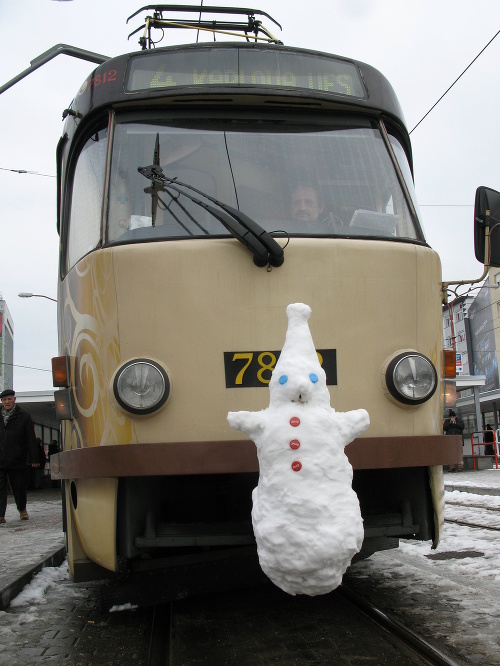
top-left (484, 424), bottom-right (495, 456)
top-left (29, 437), bottom-right (46, 490)
top-left (0, 389), bottom-right (39, 523)
top-left (48, 439), bottom-right (60, 488)
top-left (443, 409), bottom-right (465, 472)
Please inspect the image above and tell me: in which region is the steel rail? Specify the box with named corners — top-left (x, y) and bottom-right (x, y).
top-left (446, 500), bottom-right (500, 512)
top-left (338, 584), bottom-right (461, 666)
top-left (147, 603), bottom-right (172, 666)
top-left (445, 517), bottom-right (500, 532)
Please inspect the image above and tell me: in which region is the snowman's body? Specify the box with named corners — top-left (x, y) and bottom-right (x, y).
top-left (227, 303), bottom-right (369, 596)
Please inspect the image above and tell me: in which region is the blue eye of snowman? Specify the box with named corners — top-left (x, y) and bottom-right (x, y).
top-left (279, 375), bottom-right (288, 385)
top-left (309, 373), bottom-right (319, 383)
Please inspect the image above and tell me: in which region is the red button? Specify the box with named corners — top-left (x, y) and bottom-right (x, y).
top-left (290, 417), bottom-right (300, 427)
top-left (291, 461), bottom-right (302, 472)
top-left (290, 439), bottom-right (300, 450)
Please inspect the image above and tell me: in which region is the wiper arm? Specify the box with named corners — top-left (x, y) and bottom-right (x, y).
top-left (138, 163), bottom-right (284, 268)
top-left (143, 135), bottom-right (209, 235)
top-left (143, 134), bottom-right (161, 226)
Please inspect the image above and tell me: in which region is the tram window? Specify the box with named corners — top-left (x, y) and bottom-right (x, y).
top-left (388, 135), bottom-right (424, 237)
top-left (106, 121), bottom-right (424, 246)
top-left (66, 129), bottom-right (107, 272)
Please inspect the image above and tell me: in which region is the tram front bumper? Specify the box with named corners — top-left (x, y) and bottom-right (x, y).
top-left (51, 435), bottom-right (462, 479)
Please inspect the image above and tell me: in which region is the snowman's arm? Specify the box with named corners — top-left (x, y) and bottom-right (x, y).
top-left (335, 409), bottom-right (370, 445)
top-left (227, 410), bottom-right (264, 440)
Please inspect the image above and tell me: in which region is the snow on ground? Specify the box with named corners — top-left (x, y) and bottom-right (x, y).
top-left (9, 560), bottom-right (70, 608)
top-left (0, 490), bottom-right (64, 595)
top-left (0, 559), bottom-right (89, 654)
top-left (346, 483), bottom-right (500, 665)
top-left (0, 478), bottom-right (498, 664)
top-left (412, 489), bottom-right (500, 580)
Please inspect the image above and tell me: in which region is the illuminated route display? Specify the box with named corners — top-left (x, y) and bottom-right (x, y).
top-left (126, 47), bottom-right (367, 98)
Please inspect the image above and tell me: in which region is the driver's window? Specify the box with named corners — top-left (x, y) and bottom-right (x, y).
top-left (66, 129), bottom-right (107, 272)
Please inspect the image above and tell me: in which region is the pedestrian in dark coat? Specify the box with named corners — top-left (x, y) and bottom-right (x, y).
top-left (444, 409), bottom-right (465, 472)
top-left (28, 438), bottom-right (47, 490)
top-left (0, 389), bottom-right (39, 523)
top-left (484, 424), bottom-right (496, 456)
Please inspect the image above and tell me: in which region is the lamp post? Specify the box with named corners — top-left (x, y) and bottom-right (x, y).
top-left (18, 292), bottom-right (57, 303)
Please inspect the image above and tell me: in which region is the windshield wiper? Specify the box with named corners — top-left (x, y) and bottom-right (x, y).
top-left (138, 163), bottom-right (284, 268)
top-left (143, 134), bottom-right (161, 227)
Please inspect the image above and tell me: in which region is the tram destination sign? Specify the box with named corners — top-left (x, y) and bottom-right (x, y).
top-left (126, 48), bottom-right (366, 98)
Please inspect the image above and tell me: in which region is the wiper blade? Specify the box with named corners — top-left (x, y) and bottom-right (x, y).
top-left (138, 163), bottom-right (284, 268)
top-left (144, 133), bottom-right (161, 227)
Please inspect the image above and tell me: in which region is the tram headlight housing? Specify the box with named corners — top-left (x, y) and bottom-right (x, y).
top-left (385, 352), bottom-right (437, 405)
top-left (113, 359), bottom-right (170, 415)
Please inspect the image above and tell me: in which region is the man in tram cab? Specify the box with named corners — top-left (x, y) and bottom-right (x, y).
top-left (289, 182), bottom-right (344, 230)
top-left (290, 183), bottom-right (327, 224)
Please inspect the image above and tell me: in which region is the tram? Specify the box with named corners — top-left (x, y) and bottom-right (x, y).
top-left (45, 6), bottom-right (464, 589)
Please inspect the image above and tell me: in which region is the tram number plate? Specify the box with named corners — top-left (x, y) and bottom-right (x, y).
top-left (224, 349), bottom-right (337, 388)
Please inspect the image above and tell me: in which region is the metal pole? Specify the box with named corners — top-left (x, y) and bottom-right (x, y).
top-left (0, 44), bottom-right (109, 95)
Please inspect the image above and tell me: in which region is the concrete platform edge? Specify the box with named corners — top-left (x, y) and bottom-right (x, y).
top-left (0, 545), bottom-right (67, 610)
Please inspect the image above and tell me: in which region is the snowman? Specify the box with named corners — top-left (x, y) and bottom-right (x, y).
top-left (227, 303), bottom-right (369, 596)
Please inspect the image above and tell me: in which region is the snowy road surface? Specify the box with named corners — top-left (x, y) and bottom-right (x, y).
top-left (0, 471), bottom-right (499, 664)
top-left (345, 471), bottom-right (500, 666)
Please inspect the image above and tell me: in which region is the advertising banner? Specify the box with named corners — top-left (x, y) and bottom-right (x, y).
top-left (469, 284), bottom-right (499, 392)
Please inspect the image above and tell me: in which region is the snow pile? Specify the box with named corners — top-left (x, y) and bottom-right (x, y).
top-left (109, 602), bottom-right (139, 613)
top-left (10, 560), bottom-right (70, 608)
top-left (228, 303), bottom-right (369, 595)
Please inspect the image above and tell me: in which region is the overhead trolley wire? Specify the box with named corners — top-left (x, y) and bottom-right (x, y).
top-left (1, 361), bottom-right (51, 373)
top-left (0, 167), bottom-right (55, 178)
top-left (410, 28), bottom-right (500, 134)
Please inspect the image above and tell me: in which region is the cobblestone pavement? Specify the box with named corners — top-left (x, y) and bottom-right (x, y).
top-left (0, 571), bottom-right (151, 665)
top-left (0, 471), bottom-right (499, 664)
top-left (0, 488), bottom-right (64, 598)
top-left (344, 547), bottom-right (500, 666)
top-left (0, 487), bottom-right (151, 664)
top-left (344, 470), bottom-right (500, 666)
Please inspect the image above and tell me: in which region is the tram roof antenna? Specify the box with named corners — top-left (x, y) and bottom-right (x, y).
top-left (127, 5), bottom-right (283, 49)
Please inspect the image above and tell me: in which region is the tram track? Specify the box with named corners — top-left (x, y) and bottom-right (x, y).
top-left (444, 499), bottom-right (500, 531)
top-left (446, 499), bottom-right (500, 513)
top-left (146, 584), bottom-right (460, 666)
top-left (147, 603), bottom-right (172, 666)
top-left (338, 585), bottom-right (460, 666)
top-left (445, 517), bottom-right (500, 531)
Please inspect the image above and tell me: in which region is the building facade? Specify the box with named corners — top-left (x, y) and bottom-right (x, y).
top-left (0, 296), bottom-right (14, 394)
top-left (444, 276), bottom-right (500, 438)
top-left (442, 294), bottom-right (475, 378)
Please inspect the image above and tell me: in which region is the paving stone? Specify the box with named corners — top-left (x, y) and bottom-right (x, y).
top-left (1, 471), bottom-right (500, 664)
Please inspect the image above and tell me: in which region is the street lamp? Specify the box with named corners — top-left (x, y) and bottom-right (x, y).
top-left (18, 292), bottom-right (57, 303)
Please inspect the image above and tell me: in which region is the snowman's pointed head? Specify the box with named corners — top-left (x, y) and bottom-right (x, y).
top-left (270, 303), bottom-right (330, 407)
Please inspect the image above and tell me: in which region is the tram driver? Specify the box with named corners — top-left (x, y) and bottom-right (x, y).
top-left (290, 182), bottom-right (344, 231)
top-left (291, 184), bottom-right (327, 224)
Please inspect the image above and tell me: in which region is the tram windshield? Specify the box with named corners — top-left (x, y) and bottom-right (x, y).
top-left (105, 118), bottom-right (423, 246)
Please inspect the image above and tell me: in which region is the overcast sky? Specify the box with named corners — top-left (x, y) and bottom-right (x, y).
top-left (1, 0), bottom-right (500, 391)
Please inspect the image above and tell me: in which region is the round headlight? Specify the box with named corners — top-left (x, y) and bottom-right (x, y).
top-left (113, 359), bottom-right (170, 414)
top-left (386, 353), bottom-right (437, 405)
